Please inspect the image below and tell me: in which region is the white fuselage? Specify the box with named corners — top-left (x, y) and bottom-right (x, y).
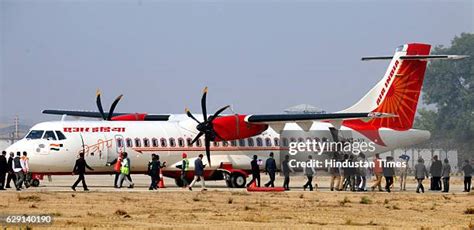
top-left (5, 114), bottom-right (430, 176)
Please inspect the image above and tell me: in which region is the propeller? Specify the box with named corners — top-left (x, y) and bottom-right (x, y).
top-left (96, 89), bottom-right (123, 120)
top-left (186, 87), bottom-right (230, 166)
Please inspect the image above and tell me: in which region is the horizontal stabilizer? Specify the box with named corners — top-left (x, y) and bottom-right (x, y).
top-left (362, 55), bottom-right (468, 61)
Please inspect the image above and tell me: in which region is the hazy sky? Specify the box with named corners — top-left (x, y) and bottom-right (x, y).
top-left (1, 0), bottom-right (473, 125)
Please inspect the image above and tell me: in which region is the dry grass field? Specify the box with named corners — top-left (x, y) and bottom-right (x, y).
top-left (0, 176), bottom-right (473, 229)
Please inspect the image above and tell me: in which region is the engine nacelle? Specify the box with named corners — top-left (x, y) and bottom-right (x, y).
top-left (212, 114), bottom-right (268, 141)
top-left (111, 113), bottom-right (147, 121)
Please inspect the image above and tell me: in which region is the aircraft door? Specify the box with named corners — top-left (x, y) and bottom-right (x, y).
top-left (110, 134), bottom-right (125, 163)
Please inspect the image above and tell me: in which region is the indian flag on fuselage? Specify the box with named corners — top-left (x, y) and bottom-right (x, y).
top-left (50, 143), bottom-right (63, 151)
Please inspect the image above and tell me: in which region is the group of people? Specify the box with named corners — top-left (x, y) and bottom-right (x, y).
top-left (1, 149), bottom-right (472, 193)
top-left (0, 151), bottom-right (31, 191)
top-left (246, 152), bottom-right (473, 193)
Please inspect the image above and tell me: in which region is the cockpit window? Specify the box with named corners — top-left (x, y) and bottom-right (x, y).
top-left (25, 130), bottom-right (44, 139)
top-left (55, 131), bottom-right (67, 140)
top-left (43, 131), bottom-right (57, 141)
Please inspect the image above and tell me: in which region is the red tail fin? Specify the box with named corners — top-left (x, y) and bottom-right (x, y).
top-left (342, 43), bottom-right (431, 130)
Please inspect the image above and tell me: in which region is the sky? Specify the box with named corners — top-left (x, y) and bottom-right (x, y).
top-left (0, 0), bottom-right (473, 125)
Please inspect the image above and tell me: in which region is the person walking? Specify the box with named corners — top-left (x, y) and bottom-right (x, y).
top-left (21, 152), bottom-right (30, 188)
top-left (357, 153), bottom-right (369, 191)
top-left (246, 155), bottom-right (261, 187)
top-left (281, 155), bottom-right (293, 190)
top-left (148, 154), bottom-right (159, 190)
top-left (414, 157), bottom-right (429, 193)
top-left (371, 153), bottom-right (383, 192)
top-left (189, 154), bottom-right (206, 191)
top-left (12, 152), bottom-right (24, 191)
top-left (180, 153), bottom-right (190, 188)
top-left (6, 152), bottom-right (15, 189)
top-left (303, 155), bottom-right (315, 191)
top-left (0, 151), bottom-right (7, 190)
top-left (108, 153), bottom-right (123, 188)
top-left (383, 156), bottom-right (395, 193)
top-left (441, 159), bottom-right (451, 193)
top-left (329, 153), bottom-right (341, 191)
top-left (398, 154), bottom-right (410, 191)
top-left (71, 152), bottom-right (94, 191)
top-left (430, 155), bottom-right (442, 191)
top-left (264, 152), bottom-right (277, 187)
top-left (462, 159), bottom-right (472, 192)
top-left (117, 152), bottom-right (134, 189)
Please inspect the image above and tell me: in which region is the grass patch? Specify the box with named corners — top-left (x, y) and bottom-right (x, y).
top-left (392, 205), bottom-right (400, 210)
top-left (227, 197), bottom-right (233, 204)
top-left (51, 212), bottom-right (62, 217)
top-left (230, 191), bottom-right (249, 196)
top-left (360, 196), bottom-right (373, 204)
top-left (29, 204), bottom-right (38, 209)
top-left (244, 205), bottom-right (252, 211)
top-left (192, 196), bottom-right (201, 202)
top-left (340, 196), bottom-right (351, 206)
top-left (442, 195), bottom-right (451, 200)
top-left (464, 208), bottom-right (474, 214)
top-left (384, 199), bottom-right (389, 205)
top-left (18, 195), bottom-right (41, 202)
top-left (299, 194), bottom-right (304, 199)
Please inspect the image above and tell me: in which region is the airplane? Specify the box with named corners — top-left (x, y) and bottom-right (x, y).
top-left (5, 43), bottom-right (467, 188)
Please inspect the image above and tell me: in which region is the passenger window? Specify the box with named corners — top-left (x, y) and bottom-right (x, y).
top-left (256, 138), bottom-right (263, 147)
top-left (213, 142), bottom-right (219, 147)
top-left (230, 140), bottom-right (237, 147)
top-left (186, 138), bottom-right (193, 147)
top-left (43, 131), bottom-right (57, 141)
top-left (126, 138), bottom-right (132, 147)
top-left (152, 138), bottom-right (158, 147)
top-left (134, 138), bottom-right (141, 147)
top-left (222, 141), bottom-right (229, 147)
top-left (298, 137), bottom-right (304, 143)
top-left (239, 139), bottom-right (246, 147)
top-left (143, 138), bottom-right (150, 147)
top-left (265, 138), bottom-right (272, 147)
top-left (55, 131), bottom-right (67, 140)
top-left (160, 138), bottom-right (167, 147)
top-left (274, 138), bottom-right (279, 146)
top-left (116, 138), bottom-right (123, 148)
top-left (26, 130), bottom-right (44, 139)
top-left (282, 138), bottom-right (289, 147)
top-left (247, 138), bottom-right (254, 147)
top-left (178, 138), bottom-right (184, 147)
top-left (169, 138), bottom-right (176, 147)
top-left (196, 139), bottom-right (202, 147)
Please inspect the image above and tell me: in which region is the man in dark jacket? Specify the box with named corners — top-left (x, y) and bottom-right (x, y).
top-left (430, 155), bottom-right (442, 191)
top-left (264, 152), bottom-right (277, 187)
top-left (189, 154), bottom-right (206, 191)
top-left (6, 152), bottom-right (15, 188)
top-left (71, 153), bottom-right (94, 191)
top-left (246, 155), bottom-right (261, 187)
top-left (0, 151), bottom-right (7, 190)
top-left (148, 154), bottom-right (160, 190)
top-left (281, 155), bottom-right (293, 190)
top-left (462, 160), bottom-right (473, 192)
top-left (383, 156), bottom-right (395, 193)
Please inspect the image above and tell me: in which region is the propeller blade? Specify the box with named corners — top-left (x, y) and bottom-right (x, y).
top-left (185, 108), bottom-right (201, 124)
top-left (201, 87), bottom-right (208, 122)
top-left (96, 89), bottom-right (107, 120)
top-left (191, 132), bottom-right (204, 145)
top-left (107, 94), bottom-right (123, 120)
top-left (204, 133), bottom-right (211, 166)
top-left (208, 105), bottom-right (230, 122)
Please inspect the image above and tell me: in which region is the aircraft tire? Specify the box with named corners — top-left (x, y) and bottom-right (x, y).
top-left (231, 174), bottom-right (246, 188)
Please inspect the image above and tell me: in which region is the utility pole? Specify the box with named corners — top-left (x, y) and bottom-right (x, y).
top-left (14, 115), bottom-right (19, 139)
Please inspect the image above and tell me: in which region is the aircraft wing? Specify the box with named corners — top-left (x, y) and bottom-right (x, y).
top-left (42, 110), bottom-right (170, 121)
top-left (244, 112), bottom-right (396, 132)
